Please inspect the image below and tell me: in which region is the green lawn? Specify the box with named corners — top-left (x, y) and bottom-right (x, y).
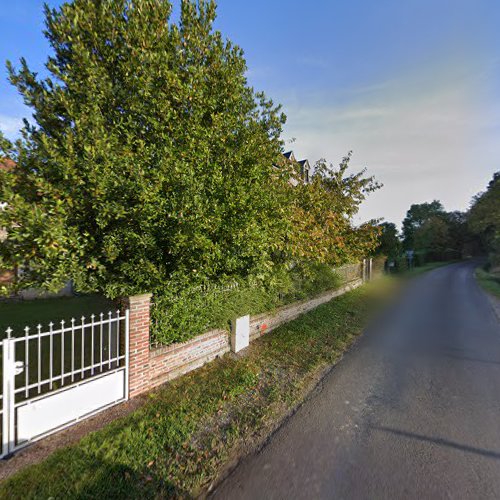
top-left (0, 280), bottom-right (396, 499)
top-left (475, 268), bottom-right (500, 298)
top-left (0, 295), bottom-right (117, 338)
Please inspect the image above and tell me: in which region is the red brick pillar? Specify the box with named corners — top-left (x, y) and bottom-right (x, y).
top-left (124, 293), bottom-right (152, 398)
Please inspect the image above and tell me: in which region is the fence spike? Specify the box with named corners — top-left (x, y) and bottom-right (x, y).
top-left (6, 327), bottom-right (12, 338)
top-left (24, 326), bottom-right (30, 398)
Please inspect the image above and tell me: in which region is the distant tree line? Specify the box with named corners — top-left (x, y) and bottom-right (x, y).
top-left (374, 172), bottom-right (500, 271)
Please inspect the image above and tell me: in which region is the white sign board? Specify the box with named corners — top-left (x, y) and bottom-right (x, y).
top-left (231, 315), bottom-right (250, 353)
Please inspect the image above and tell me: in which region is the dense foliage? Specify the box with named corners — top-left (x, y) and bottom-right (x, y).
top-left (0, 0), bottom-right (288, 298)
top-left (374, 222), bottom-right (401, 259)
top-left (399, 201), bottom-right (474, 263)
top-left (286, 152), bottom-right (381, 267)
top-left (0, 0), bottom-right (380, 344)
top-left (402, 200), bottom-right (446, 250)
top-left (151, 263), bottom-right (344, 344)
top-left (468, 172), bottom-right (500, 268)
top-left (378, 199), bottom-right (483, 272)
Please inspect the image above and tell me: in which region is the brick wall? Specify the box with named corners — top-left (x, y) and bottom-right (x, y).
top-left (122, 293), bottom-right (231, 397)
top-left (123, 293), bottom-right (153, 398)
top-left (249, 279), bottom-right (363, 341)
top-left (149, 328), bottom-right (230, 387)
top-left (125, 278), bottom-right (363, 398)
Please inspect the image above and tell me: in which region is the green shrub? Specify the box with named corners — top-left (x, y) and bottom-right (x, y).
top-left (150, 263), bottom-right (343, 346)
top-left (150, 279), bottom-right (279, 345)
top-left (394, 255), bottom-right (409, 272)
top-left (281, 263), bottom-right (342, 304)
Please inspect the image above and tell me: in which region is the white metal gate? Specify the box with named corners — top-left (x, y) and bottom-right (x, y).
top-left (1, 309), bottom-right (129, 458)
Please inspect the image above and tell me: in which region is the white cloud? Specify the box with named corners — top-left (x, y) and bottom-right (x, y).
top-left (282, 60), bottom-right (500, 227)
top-left (0, 114), bottom-right (23, 137)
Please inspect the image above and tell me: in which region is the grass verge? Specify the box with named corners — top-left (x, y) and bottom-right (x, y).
top-left (0, 280), bottom-right (394, 499)
top-left (401, 260), bottom-right (458, 278)
top-left (475, 268), bottom-right (500, 298)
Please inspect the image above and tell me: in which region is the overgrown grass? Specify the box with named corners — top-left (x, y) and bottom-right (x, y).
top-left (475, 268), bottom-right (500, 298)
top-left (0, 281), bottom-right (394, 499)
top-left (0, 295), bottom-right (116, 338)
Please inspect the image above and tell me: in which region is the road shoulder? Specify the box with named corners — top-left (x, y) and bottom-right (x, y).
top-left (485, 292), bottom-right (500, 322)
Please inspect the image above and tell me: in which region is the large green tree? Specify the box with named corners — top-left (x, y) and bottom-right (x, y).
top-left (468, 172), bottom-right (500, 267)
top-left (0, 0), bottom-right (288, 297)
top-left (445, 210), bottom-right (476, 257)
top-left (1, 0), bottom-right (382, 315)
top-left (412, 215), bottom-right (452, 256)
top-left (402, 200), bottom-right (445, 250)
top-left (401, 202), bottom-right (475, 262)
top-left (285, 152), bottom-right (381, 267)
top-left (375, 222), bottom-right (401, 259)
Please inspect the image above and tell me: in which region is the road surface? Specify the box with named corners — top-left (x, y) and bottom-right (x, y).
top-left (213, 262), bottom-right (500, 499)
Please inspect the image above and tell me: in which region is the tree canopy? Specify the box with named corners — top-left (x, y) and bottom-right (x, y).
top-left (0, 0), bottom-right (291, 297)
top-left (401, 202), bottom-right (475, 261)
top-left (402, 200), bottom-right (445, 250)
top-left (468, 172), bottom-right (500, 267)
top-left (412, 216), bottom-right (452, 255)
top-left (0, 0), bottom-right (380, 304)
top-left (374, 222), bottom-right (401, 259)
top-left (285, 152), bottom-right (381, 267)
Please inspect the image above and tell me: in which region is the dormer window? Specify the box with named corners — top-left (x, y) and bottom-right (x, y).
top-left (282, 152), bottom-right (311, 185)
top-left (298, 159), bottom-right (311, 184)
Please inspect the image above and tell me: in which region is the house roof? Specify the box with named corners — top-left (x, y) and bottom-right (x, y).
top-left (283, 152), bottom-right (310, 169)
top-left (281, 151), bottom-right (311, 184)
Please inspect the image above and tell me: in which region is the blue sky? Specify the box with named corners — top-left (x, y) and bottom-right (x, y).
top-left (1, 0), bottom-right (499, 225)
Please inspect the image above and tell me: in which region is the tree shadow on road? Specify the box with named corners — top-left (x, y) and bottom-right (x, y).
top-left (373, 425), bottom-right (500, 460)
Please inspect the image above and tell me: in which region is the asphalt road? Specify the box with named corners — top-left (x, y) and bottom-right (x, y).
top-left (213, 262), bottom-right (500, 499)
